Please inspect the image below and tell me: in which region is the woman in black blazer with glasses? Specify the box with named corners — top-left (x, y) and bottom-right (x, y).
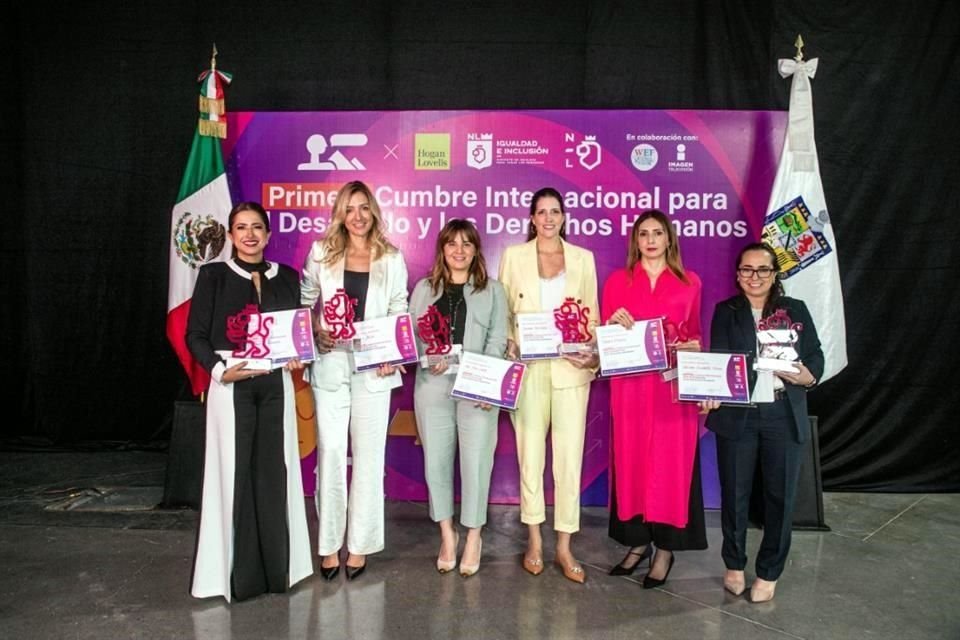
top-left (702, 242), bottom-right (824, 604)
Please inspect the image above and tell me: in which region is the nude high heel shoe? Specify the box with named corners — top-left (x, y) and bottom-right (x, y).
top-left (459, 538), bottom-right (482, 577)
top-left (437, 531), bottom-right (459, 574)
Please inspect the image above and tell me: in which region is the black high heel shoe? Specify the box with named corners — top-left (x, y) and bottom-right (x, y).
top-left (345, 563), bottom-right (366, 581)
top-left (642, 552), bottom-right (675, 589)
top-left (320, 565), bottom-right (340, 581)
top-left (609, 544), bottom-right (653, 576)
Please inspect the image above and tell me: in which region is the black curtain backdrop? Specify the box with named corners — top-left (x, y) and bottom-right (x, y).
top-left (4, 1), bottom-right (958, 492)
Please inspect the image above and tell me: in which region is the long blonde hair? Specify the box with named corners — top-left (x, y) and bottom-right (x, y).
top-left (626, 210), bottom-right (689, 284)
top-left (321, 181), bottom-right (397, 265)
top-left (427, 219), bottom-right (489, 295)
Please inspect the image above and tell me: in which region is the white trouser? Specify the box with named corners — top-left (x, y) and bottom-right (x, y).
top-left (312, 354), bottom-right (392, 556)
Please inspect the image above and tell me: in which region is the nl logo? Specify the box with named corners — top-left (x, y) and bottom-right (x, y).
top-left (467, 133), bottom-right (493, 170)
top-left (564, 133), bottom-right (601, 171)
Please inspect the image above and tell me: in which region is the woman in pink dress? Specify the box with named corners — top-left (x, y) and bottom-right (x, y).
top-left (603, 210), bottom-right (707, 589)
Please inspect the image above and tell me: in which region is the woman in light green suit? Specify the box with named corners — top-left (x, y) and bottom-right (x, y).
top-left (410, 219), bottom-right (508, 578)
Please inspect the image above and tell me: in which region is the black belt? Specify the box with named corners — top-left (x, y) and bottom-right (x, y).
top-left (773, 388), bottom-right (788, 400)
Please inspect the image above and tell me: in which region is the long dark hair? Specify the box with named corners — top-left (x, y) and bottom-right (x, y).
top-left (428, 218), bottom-right (489, 294)
top-left (735, 242), bottom-right (784, 318)
top-left (626, 209), bottom-right (689, 284)
top-left (525, 186), bottom-right (567, 241)
top-left (228, 201), bottom-right (270, 259)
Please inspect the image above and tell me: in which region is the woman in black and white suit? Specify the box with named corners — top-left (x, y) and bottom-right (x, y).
top-left (187, 201), bottom-right (312, 602)
top-left (301, 181), bottom-right (409, 581)
top-left (409, 218), bottom-right (508, 577)
top-left (702, 242), bottom-right (824, 603)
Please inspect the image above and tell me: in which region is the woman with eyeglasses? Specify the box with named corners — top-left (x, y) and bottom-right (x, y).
top-left (701, 242), bottom-right (823, 603)
top-left (603, 210), bottom-right (707, 589)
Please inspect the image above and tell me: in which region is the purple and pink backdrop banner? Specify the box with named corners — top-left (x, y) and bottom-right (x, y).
top-left (223, 109), bottom-right (786, 509)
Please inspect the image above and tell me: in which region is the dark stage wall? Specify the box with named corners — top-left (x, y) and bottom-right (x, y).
top-left (4, 2), bottom-right (958, 492)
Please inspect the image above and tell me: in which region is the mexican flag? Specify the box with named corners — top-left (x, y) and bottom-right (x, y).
top-left (166, 58), bottom-right (233, 395)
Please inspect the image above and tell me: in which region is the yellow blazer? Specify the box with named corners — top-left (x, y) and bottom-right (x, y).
top-left (498, 238), bottom-right (598, 389)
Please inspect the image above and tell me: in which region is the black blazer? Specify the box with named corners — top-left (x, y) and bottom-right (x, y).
top-left (705, 294), bottom-right (824, 443)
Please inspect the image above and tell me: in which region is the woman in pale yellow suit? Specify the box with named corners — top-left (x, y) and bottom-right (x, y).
top-left (498, 187), bottom-right (599, 583)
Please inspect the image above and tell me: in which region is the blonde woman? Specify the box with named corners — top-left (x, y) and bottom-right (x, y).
top-left (301, 181), bottom-right (409, 581)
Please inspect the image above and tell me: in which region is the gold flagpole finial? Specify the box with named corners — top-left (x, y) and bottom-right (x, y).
top-left (794, 34), bottom-right (805, 62)
top-left (211, 43), bottom-right (218, 70)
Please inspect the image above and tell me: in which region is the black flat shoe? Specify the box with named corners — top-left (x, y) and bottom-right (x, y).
top-left (345, 564), bottom-right (366, 581)
top-left (609, 544), bottom-right (653, 576)
top-left (320, 565), bottom-right (340, 581)
top-left (642, 553), bottom-right (675, 589)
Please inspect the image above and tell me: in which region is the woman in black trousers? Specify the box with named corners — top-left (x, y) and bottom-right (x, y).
top-left (187, 202), bottom-right (313, 601)
top-left (702, 242), bottom-right (824, 603)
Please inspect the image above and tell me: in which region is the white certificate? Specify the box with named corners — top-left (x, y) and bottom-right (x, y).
top-left (516, 312), bottom-right (562, 360)
top-left (227, 308), bottom-right (317, 370)
top-left (352, 314), bottom-right (420, 372)
top-left (450, 352), bottom-right (527, 410)
top-left (596, 318), bottom-right (668, 377)
top-left (676, 351), bottom-right (751, 404)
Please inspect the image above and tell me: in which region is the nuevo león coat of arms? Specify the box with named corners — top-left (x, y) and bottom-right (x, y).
top-left (761, 196), bottom-right (832, 279)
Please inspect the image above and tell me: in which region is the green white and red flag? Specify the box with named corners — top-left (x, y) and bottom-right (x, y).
top-left (166, 49), bottom-right (233, 395)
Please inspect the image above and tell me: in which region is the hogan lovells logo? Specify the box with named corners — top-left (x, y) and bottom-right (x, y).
top-left (415, 133), bottom-right (451, 170)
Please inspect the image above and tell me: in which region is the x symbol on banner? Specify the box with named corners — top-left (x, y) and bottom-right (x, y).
top-left (383, 144), bottom-right (399, 159)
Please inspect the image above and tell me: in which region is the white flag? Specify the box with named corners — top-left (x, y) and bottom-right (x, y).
top-left (763, 57), bottom-right (847, 382)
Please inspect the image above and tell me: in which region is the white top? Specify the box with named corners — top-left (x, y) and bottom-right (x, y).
top-left (539, 271), bottom-right (567, 312)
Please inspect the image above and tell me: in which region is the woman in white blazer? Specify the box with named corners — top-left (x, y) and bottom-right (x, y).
top-left (409, 219), bottom-right (508, 577)
top-left (301, 181), bottom-right (409, 581)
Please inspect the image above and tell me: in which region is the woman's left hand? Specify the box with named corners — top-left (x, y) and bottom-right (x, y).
top-left (284, 357), bottom-right (305, 371)
top-left (698, 399), bottom-right (721, 413)
top-left (473, 402), bottom-right (494, 411)
top-left (428, 359), bottom-right (449, 376)
top-left (673, 339), bottom-right (701, 352)
top-left (377, 363), bottom-right (407, 377)
top-left (562, 350), bottom-right (599, 370)
top-left (775, 361), bottom-right (816, 387)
